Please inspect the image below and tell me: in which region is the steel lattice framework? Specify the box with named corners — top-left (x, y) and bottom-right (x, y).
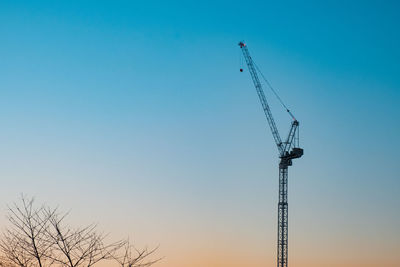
top-left (239, 41), bottom-right (303, 267)
top-left (278, 166), bottom-right (288, 267)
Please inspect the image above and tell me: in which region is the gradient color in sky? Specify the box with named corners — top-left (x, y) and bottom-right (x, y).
top-left (0, 1), bottom-right (399, 267)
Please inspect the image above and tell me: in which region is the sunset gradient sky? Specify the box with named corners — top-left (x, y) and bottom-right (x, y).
top-left (0, 1), bottom-right (399, 267)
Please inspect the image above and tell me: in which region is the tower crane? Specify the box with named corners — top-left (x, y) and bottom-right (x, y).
top-left (239, 41), bottom-right (303, 267)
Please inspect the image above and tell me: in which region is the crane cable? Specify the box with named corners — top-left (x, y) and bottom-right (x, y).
top-left (252, 60), bottom-right (296, 121)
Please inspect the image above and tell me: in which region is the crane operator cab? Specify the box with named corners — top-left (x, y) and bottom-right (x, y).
top-left (280, 147), bottom-right (303, 167)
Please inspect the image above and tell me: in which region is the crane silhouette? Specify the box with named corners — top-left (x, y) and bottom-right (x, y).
top-left (239, 41), bottom-right (303, 267)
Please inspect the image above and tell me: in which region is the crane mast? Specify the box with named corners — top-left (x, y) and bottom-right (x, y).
top-left (239, 41), bottom-right (303, 267)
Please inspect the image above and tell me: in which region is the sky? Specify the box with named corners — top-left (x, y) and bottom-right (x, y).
top-left (0, 1), bottom-right (399, 266)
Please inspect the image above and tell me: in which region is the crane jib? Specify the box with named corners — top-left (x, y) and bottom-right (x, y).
top-left (238, 41), bottom-right (301, 156)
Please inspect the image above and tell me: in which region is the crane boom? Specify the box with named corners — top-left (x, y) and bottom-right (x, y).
top-left (239, 41), bottom-right (303, 267)
top-left (239, 41), bottom-right (284, 155)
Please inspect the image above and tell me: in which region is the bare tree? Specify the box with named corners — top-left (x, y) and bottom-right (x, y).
top-left (113, 240), bottom-right (161, 267)
top-left (0, 196), bottom-right (160, 267)
top-left (0, 197), bottom-right (54, 267)
top-left (44, 209), bottom-right (124, 267)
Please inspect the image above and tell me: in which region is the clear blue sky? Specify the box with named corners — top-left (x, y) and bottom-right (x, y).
top-left (0, 1), bottom-right (399, 266)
